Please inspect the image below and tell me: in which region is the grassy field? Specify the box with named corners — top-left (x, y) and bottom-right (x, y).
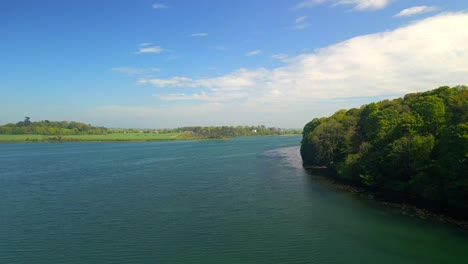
top-left (0, 133), bottom-right (202, 142)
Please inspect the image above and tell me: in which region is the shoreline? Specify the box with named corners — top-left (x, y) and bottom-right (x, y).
top-left (305, 168), bottom-right (468, 229)
top-left (0, 134), bottom-right (230, 143)
top-left (0, 138), bottom-right (232, 143)
top-left (0, 134), bottom-right (302, 143)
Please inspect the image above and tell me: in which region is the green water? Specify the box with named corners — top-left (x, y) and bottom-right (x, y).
top-left (1, 136), bottom-right (467, 263)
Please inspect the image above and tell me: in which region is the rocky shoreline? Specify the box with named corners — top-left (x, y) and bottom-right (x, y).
top-left (308, 171), bottom-right (468, 229)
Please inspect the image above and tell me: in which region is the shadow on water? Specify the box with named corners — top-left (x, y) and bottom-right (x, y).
top-left (301, 159), bottom-right (468, 233)
top-left (260, 145), bottom-right (468, 263)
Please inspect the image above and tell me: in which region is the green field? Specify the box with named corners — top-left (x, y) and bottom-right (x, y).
top-left (0, 132), bottom-right (200, 142)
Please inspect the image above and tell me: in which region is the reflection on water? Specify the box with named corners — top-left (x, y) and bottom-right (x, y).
top-left (261, 146), bottom-right (303, 168)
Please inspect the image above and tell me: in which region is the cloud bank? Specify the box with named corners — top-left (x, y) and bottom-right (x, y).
top-left (122, 12), bottom-right (468, 127)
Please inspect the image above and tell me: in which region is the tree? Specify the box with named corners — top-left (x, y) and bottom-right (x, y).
top-left (411, 95), bottom-right (446, 136)
top-left (24, 117), bottom-right (31, 126)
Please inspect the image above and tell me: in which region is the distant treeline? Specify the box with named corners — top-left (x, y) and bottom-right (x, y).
top-left (115, 126), bottom-right (301, 138)
top-left (0, 118), bottom-right (108, 135)
top-left (301, 86), bottom-right (467, 216)
top-left (0, 118), bottom-right (301, 138)
top-left (170, 125), bottom-right (299, 138)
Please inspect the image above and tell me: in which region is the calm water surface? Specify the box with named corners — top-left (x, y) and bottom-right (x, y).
top-left (1, 136), bottom-right (467, 263)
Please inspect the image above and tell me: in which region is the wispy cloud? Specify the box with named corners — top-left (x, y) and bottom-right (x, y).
top-left (295, 16), bottom-right (307, 23)
top-left (295, 24), bottom-right (310, 30)
top-left (152, 3), bottom-right (168, 9)
top-left (246, 50), bottom-right (262, 56)
top-left (294, 0), bottom-right (327, 9)
top-left (139, 77), bottom-right (194, 87)
top-left (271, 53), bottom-right (288, 60)
top-left (294, 16), bottom-right (310, 30)
top-left (112, 67), bottom-right (160, 75)
top-left (295, 0), bottom-right (393, 10)
top-left (394, 6), bottom-right (438, 17)
top-left (191, 33), bottom-right (208, 37)
top-left (139, 69), bottom-right (263, 90)
top-left (335, 0), bottom-right (393, 10)
top-left (136, 43), bottom-right (163, 54)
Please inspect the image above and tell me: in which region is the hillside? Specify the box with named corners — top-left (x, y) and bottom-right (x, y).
top-left (301, 86), bottom-right (468, 217)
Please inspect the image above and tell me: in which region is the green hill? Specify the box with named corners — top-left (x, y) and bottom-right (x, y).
top-left (301, 86), bottom-right (468, 217)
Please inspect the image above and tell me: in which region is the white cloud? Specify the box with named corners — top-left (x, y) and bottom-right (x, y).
top-left (137, 46), bottom-right (162, 54)
top-left (295, 24), bottom-right (310, 30)
top-left (271, 53), bottom-right (288, 60)
top-left (296, 16), bottom-right (308, 23)
top-left (394, 6), bottom-right (438, 17)
top-left (246, 50), bottom-right (262, 56)
top-left (139, 77), bottom-right (194, 87)
top-left (191, 33), bottom-right (208, 37)
top-left (152, 3), bottom-right (168, 9)
top-left (135, 44), bottom-right (163, 54)
top-left (335, 0), bottom-right (393, 10)
top-left (112, 67), bottom-right (160, 75)
top-left (134, 12), bottom-right (468, 127)
top-left (294, 16), bottom-right (310, 30)
top-left (295, 0), bottom-right (327, 9)
top-left (295, 0), bottom-right (393, 10)
top-left (140, 68), bottom-right (266, 90)
top-left (139, 42), bottom-right (153, 47)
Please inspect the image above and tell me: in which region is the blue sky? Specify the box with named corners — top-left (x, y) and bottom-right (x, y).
top-left (2, 0), bottom-right (468, 128)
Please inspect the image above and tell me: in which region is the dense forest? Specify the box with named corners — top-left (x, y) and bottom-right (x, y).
top-left (301, 86), bottom-right (468, 216)
top-left (0, 118), bottom-right (108, 135)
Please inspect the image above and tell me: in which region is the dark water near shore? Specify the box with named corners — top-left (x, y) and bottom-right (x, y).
top-left (1, 136), bottom-right (467, 263)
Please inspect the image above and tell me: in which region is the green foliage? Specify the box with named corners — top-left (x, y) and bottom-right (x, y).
top-left (411, 95), bottom-right (446, 135)
top-left (0, 119), bottom-right (108, 135)
top-left (159, 125), bottom-right (300, 139)
top-left (0, 120), bottom-right (301, 141)
top-left (301, 86), bottom-right (468, 212)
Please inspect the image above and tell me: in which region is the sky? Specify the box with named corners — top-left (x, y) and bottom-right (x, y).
top-left (1, 0), bottom-right (468, 128)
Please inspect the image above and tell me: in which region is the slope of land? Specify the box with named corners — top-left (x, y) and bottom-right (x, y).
top-left (301, 86), bottom-right (468, 219)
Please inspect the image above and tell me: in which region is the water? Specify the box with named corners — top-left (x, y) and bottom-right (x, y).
top-left (1, 136), bottom-right (467, 263)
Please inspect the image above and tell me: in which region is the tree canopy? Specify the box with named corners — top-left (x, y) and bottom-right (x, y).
top-left (301, 86), bottom-right (468, 216)
top-left (0, 119), bottom-right (108, 135)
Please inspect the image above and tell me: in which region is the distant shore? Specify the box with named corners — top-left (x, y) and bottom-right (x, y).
top-left (0, 133), bottom-right (208, 142)
top-left (0, 133), bottom-right (301, 143)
